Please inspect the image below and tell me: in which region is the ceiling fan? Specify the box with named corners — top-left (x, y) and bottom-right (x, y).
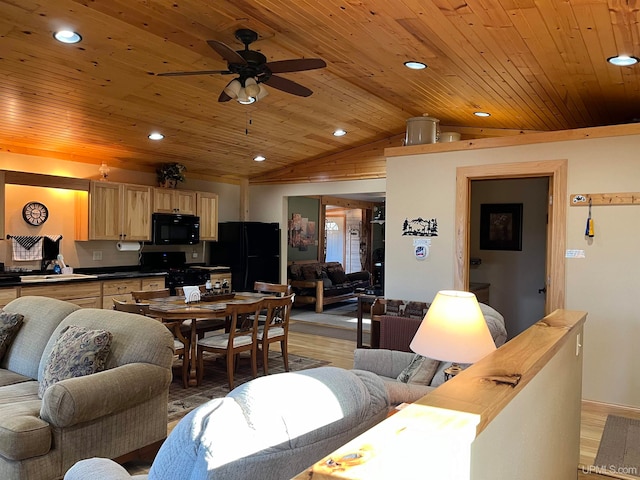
top-left (157, 29), bottom-right (326, 104)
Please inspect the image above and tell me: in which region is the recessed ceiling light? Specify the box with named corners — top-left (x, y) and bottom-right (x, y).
top-left (333, 129), bottom-right (347, 137)
top-left (253, 155), bottom-right (266, 162)
top-left (474, 111), bottom-right (491, 117)
top-left (607, 55), bottom-right (639, 66)
top-left (404, 61), bottom-right (427, 70)
top-left (148, 132), bottom-right (164, 140)
top-left (53, 30), bottom-right (82, 44)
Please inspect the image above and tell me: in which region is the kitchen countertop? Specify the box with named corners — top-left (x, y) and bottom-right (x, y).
top-left (0, 270), bottom-right (166, 287)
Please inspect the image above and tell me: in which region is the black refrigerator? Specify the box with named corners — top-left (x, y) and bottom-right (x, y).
top-left (209, 222), bottom-right (280, 291)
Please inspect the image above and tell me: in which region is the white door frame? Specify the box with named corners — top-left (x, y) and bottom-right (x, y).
top-left (454, 159), bottom-right (567, 313)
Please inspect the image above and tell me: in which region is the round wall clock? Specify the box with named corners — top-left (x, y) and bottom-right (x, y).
top-left (22, 201), bottom-right (49, 226)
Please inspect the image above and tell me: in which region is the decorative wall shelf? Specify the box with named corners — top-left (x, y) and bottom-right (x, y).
top-left (570, 192), bottom-right (640, 206)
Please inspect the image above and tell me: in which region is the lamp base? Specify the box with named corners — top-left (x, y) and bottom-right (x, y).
top-left (444, 363), bottom-right (463, 381)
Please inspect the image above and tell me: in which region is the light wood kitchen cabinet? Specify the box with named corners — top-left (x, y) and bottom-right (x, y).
top-left (0, 287), bottom-right (17, 308)
top-left (141, 276), bottom-right (165, 291)
top-left (101, 278), bottom-right (143, 308)
top-left (89, 181), bottom-right (152, 241)
top-left (20, 282), bottom-right (102, 308)
top-left (153, 188), bottom-right (197, 215)
top-left (197, 191), bottom-right (219, 241)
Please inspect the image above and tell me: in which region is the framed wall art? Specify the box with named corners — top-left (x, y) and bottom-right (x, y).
top-left (480, 203), bottom-right (523, 251)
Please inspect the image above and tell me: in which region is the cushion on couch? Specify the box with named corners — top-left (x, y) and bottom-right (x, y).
top-left (38, 325), bottom-right (113, 398)
top-left (0, 311), bottom-right (24, 362)
top-left (327, 265), bottom-right (349, 285)
top-left (396, 354), bottom-right (439, 385)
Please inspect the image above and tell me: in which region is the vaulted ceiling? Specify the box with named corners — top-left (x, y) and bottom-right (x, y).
top-left (1, 0), bottom-right (639, 183)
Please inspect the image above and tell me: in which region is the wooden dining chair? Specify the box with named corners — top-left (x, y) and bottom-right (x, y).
top-left (132, 288), bottom-right (170, 302)
top-left (257, 294), bottom-right (294, 375)
top-left (122, 292), bottom-right (191, 388)
top-left (112, 298), bottom-right (151, 315)
top-left (196, 299), bottom-right (263, 390)
top-left (253, 281), bottom-right (292, 297)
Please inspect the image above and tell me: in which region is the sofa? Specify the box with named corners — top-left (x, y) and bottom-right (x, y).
top-left (355, 303), bottom-right (508, 405)
top-left (0, 296), bottom-right (175, 480)
top-left (64, 366), bottom-right (390, 480)
top-left (288, 261), bottom-right (371, 312)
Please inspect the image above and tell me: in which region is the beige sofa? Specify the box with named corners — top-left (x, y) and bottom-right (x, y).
top-left (0, 296), bottom-right (174, 480)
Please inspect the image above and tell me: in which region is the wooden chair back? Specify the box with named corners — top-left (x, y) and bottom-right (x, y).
top-left (112, 298), bottom-right (151, 315)
top-left (261, 294), bottom-right (294, 335)
top-left (257, 294), bottom-right (294, 375)
top-left (132, 288), bottom-right (170, 303)
top-left (253, 281), bottom-right (292, 297)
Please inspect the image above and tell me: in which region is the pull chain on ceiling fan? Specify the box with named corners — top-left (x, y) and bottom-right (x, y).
top-left (157, 29), bottom-right (326, 104)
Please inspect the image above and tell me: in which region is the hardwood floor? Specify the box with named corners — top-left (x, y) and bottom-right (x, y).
top-left (125, 326), bottom-right (637, 479)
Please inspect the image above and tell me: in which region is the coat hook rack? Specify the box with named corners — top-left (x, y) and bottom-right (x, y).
top-left (570, 192), bottom-right (640, 206)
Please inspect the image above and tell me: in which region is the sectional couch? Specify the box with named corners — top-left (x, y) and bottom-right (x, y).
top-left (0, 296), bottom-right (174, 480)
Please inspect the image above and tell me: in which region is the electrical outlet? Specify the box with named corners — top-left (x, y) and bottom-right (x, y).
top-left (92, 251), bottom-right (102, 261)
top-left (192, 252), bottom-right (198, 258)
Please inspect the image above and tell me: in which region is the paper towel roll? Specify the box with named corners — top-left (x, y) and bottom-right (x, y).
top-left (116, 241), bottom-right (141, 252)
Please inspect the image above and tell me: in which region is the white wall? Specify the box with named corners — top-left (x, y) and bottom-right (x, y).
top-left (385, 134), bottom-right (640, 407)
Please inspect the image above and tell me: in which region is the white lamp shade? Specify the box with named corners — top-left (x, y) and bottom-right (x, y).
top-left (223, 79), bottom-right (242, 98)
top-left (256, 84), bottom-right (269, 100)
top-left (409, 290), bottom-right (496, 364)
top-left (244, 77), bottom-right (260, 98)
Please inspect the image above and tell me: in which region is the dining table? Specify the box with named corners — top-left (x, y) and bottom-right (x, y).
top-left (147, 291), bottom-right (268, 387)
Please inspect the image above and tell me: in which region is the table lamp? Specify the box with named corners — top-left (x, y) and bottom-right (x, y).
top-left (409, 290), bottom-right (496, 379)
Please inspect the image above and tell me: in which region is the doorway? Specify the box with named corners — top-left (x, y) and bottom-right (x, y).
top-left (454, 160), bottom-right (567, 316)
top-left (470, 177), bottom-right (549, 338)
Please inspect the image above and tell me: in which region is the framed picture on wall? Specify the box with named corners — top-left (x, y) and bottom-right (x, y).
top-left (480, 203), bottom-right (523, 251)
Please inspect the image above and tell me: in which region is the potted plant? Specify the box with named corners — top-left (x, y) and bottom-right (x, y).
top-left (156, 162), bottom-right (186, 188)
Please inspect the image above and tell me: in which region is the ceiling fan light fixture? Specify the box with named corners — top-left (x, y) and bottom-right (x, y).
top-left (256, 84), bottom-right (269, 100)
top-left (236, 89), bottom-right (256, 104)
top-left (404, 61), bottom-right (427, 70)
top-left (607, 55), bottom-right (639, 66)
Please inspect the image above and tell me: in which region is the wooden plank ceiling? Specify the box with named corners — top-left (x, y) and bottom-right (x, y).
top-left (0, 0), bottom-right (638, 184)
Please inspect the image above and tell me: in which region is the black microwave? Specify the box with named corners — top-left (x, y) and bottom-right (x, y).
top-left (152, 213), bottom-right (200, 245)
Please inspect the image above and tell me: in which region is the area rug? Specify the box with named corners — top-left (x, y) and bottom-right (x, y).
top-left (291, 300), bottom-right (370, 331)
top-left (593, 414), bottom-right (640, 478)
top-left (289, 320), bottom-right (370, 343)
top-left (168, 352), bottom-right (329, 423)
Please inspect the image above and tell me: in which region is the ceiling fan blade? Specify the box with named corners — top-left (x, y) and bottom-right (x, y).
top-left (207, 40), bottom-right (247, 65)
top-left (157, 70), bottom-right (232, 77)
top-left (264, 75), bottom-right (313, 97)
top-left (266, 58), bottom-right (326, 73)
top-left (218, 91), bottom-right (233, 102)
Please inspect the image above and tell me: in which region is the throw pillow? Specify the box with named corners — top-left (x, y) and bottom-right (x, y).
top-left (327, 267), bottom-right (349, 285)
top-left (301, 264), bottom-right (321, 281)
top-left (403, 301), bottom-right (430, 319)
top-left (397, 354), bottom-right (440, 385)
top-left (38, 325), bottom-right (113, 399)
top-left (0, 311), bottom-right (24, 361)
top-left (384, 299), bottom-right (405, 316)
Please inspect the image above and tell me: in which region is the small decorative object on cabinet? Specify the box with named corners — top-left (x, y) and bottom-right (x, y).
top-left (156, 162), bottom-right (186, 188)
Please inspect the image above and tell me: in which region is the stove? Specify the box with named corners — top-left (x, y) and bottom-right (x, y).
top-left (140, 251), bottom-right (213, 295)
